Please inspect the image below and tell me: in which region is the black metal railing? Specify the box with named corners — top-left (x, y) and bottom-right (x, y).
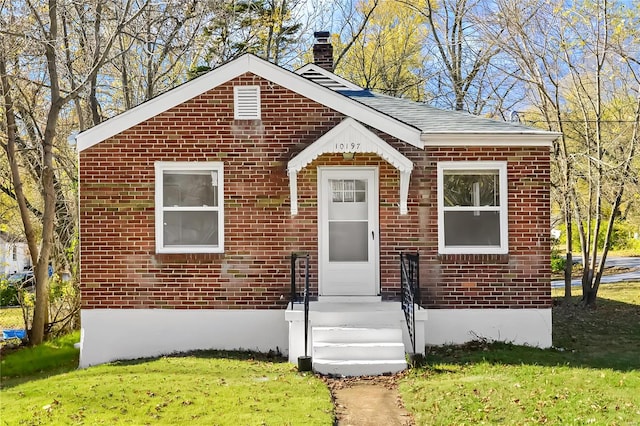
top-left (290, 252), bottom-right (311, 365)
top-left (400, 252), bottom-right (420, 354)
top-left (289, 252), bottom-right (310, 307)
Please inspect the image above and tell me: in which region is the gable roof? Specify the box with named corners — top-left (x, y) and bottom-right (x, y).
top-left (77, 53), bottom-right (560, 152)
top-left (77, 54), bottom-right (422, 151)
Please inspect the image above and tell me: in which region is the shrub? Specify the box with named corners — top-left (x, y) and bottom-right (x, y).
top-left (0, 279), bottom-right (19, 306)
top-left (46, 275), bottom-right (80, 337)
top-left (551, 235), bottom-right (567, 273)
top-left (551, 251), bottom-right (566, 273)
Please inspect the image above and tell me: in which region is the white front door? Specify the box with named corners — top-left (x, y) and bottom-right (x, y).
top-left (318, 167), bottom-right (379, 296)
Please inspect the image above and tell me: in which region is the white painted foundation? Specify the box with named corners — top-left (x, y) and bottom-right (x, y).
top-left (79, 307), bottom-right (552, 369)
top-left (423, 308), bottom-right (552, 348)
top-left (79, 309), bottom-right (288, 368)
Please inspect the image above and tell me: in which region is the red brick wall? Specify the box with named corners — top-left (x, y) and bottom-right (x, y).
top-left (80, 73), bottom-right (551, 310)
top-left (416, 146), bottom-right (552, 308)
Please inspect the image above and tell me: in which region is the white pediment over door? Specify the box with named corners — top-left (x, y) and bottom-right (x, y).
top-left (287, 117), bottom-right (413, 215)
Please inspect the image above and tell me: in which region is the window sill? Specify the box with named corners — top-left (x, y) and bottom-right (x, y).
top-left (156, 248), bottom-right (224, 255)
top-left (153, 252), bottom-right (224, 264)
top-left (437, 253), bottom-right (510, 264)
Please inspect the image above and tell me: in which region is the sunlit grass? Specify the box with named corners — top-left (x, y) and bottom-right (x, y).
top-left (1, 332), bottom-right (80, 385)
top-left (1, 351), bottom-right (333, 425)
top-left (401, 282), bottom-right (640, 425)
top-left (0, 306), bottom-right (24, 330)
top-left (609, 249), bottom-right (640, 258)
top-left (402, 362), bottom-right (640, 424)
top-left (2, 283), bottom-right (638, 424)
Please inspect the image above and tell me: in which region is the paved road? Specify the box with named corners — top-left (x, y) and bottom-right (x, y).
top-left (551, 256), bottom-right (640, 288)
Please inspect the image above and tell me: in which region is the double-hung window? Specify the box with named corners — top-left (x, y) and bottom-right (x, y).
top-left (437, 161), bottom-right (508, 254)
top-left (155, 162), bottom-right (224, 253)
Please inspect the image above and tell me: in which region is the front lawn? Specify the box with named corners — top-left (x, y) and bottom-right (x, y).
top-left (2, 282), bottom-right (638, 424)
top-left (1, 351), bottom-right (333, 425)
top-left (1, 331), bottom-right (80, 382)
top-left (400, 282), bottom-right (640, 424)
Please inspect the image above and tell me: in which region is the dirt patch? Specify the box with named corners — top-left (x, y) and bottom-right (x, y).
top-left (324, 374), bottom-right (413, 426)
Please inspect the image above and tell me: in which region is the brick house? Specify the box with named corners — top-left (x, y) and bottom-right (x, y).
top-left (77, 37), bottom-right (558, 375)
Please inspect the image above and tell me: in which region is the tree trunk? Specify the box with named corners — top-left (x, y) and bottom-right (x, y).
top-left (564, 231), bottom-right (573, 303)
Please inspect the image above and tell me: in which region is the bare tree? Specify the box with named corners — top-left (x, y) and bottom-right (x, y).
top-left (486, 0), bottom-right (575, 302)
top-left (491, 0), bottom-right (640, 306)
top-left (396, 0), bottom-right (521, 115)
top-left (103, 0), bottom-right (207, 116)
top-left (0, 0), bottom-right (147, 345)
top-left (326, 0), bottom-right (380, 70)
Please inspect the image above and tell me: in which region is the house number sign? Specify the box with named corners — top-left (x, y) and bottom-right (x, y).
top-left (334, 142), bottom-right (362, 152)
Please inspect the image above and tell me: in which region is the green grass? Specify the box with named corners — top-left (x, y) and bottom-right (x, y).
top-left (1, 331), bottom-right (80, 384)
top-left (609, 249), bottom-right (640, 257)
top-left (2, 282), bottom-right (638, 424)
top-left (400, 282), bottom-right (640, 425)
top-left (1, 351), bottom-right (332, 425)
top-left (0, 306), bottom-right (24, 329)
top-left (1, 308), bottom-right (332, 424)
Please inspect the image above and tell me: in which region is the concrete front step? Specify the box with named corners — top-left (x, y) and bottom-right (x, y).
top-left (313, 359), bottom-right (407, 377)
top-left (313, 341), bottom-right (405, 360)
top-left (307, 311), bottom-right (404, 328)
top-left (286, 301), bottom-right (428, 376)
top-left (311, 325), bottom-right (407, 376)
top-left (313, 326), bottom-right (402, 343)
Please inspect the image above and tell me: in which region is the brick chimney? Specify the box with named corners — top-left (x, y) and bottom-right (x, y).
top-left (313, 31), bottom-right (334, 72)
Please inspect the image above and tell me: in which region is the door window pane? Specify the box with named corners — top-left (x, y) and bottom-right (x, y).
top-left (329, 222), bottom-right (368, 261)
top-left (330, 179), bottom-right (366, 204)
top-left (329, 179), bottom-right (368, 220)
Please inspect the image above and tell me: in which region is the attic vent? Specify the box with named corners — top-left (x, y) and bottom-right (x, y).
top-left (234, 86), bottom-right (261, 119)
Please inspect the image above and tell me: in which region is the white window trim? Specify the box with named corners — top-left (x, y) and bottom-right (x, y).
top-left (155, 162), bottom-right (224, 254)
top-left (437, 161), bottom-right (508, 255)
top-left (234, 85), bottom-right (261, 119)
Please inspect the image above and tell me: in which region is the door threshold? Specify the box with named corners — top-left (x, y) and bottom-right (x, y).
top-left (318, 296), bottom-right (382, 303)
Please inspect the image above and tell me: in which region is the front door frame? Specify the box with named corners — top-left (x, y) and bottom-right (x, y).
top-left (317, 166), bottom-right (379, 296)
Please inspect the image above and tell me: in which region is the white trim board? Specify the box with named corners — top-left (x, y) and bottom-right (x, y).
top-left (79, 309), bottom-right (288, 368)
top-left (437, 161), bottom-right (509, 255)
top-left (422, 133), bottom-right (559, 146)
top-left (76, 54), bottom-right (422, 151)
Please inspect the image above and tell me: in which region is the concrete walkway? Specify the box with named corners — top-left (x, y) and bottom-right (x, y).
top-left (325, 376), bottom-right (413, 426)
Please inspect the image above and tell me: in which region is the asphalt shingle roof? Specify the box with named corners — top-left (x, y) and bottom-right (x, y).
top-left (339, 90), bottom-right (549, 135)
